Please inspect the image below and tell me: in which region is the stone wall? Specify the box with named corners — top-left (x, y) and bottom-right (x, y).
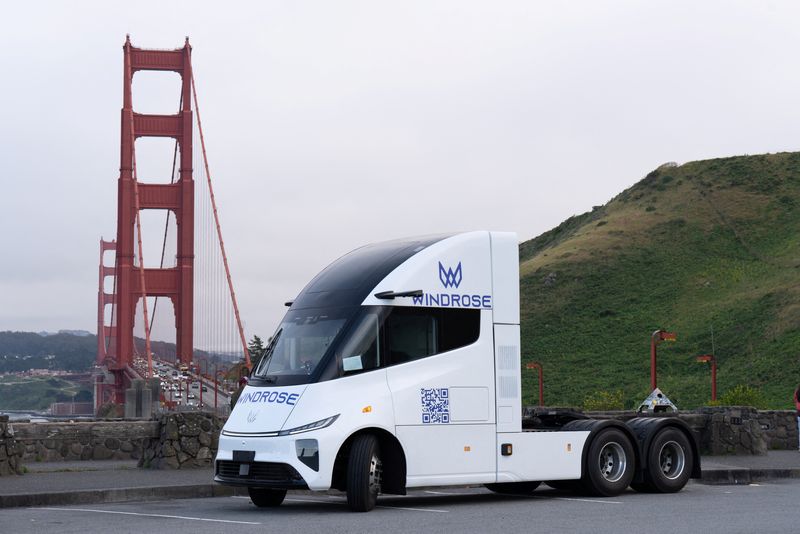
top-left (10, 420), bottom-right (159, 462)
top-left (139, 413), bottom-right (224, 469)
top-left (757, 410), bottom-right (799, 450)
top-left (0, 416), bottom-right (24, 475)
top-left (696, 407), bottom-right (768, 455)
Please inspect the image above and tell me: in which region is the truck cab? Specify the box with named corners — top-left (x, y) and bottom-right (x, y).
top-left (215, 231), bottom-right (699, 511)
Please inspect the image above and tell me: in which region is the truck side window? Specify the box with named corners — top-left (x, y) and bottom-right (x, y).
top-left (385, 307), bottom-right (480, 365)
top-left (337, 313), bottom-right (381, 375)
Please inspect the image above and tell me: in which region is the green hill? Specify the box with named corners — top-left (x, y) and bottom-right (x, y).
top-left (519, 152), bottom-right (800, 410)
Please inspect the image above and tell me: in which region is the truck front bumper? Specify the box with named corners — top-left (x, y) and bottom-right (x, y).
top-left (214, 430), bottom-right (335, 490)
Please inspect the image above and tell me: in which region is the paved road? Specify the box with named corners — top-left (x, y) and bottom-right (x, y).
top-left (5, 481), bottom-right (798, 533)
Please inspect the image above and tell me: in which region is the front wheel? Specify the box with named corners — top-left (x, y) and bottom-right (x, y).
top-left (248, 487), bottom-right (287, 507)
top-left (346, 434), bottom-right (382, 512)
top-left (485, 481), bottom-right (541, 494)
top-left (582, 428), bottom-right (635, 497)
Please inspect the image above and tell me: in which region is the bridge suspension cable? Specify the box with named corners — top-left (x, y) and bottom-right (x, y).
top-left (190, 62), bottom-right (252, 370)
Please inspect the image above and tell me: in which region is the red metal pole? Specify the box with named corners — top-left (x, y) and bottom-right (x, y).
top-left (214, 365), bottom-right (218, 413)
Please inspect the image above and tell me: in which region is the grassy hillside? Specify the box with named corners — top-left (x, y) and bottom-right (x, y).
top-left (519, 152), bottom-right (800, 410)
top-left (0, 331), bottom-right (230, 373)
top-left (0, 375), bottom-right (92, 411)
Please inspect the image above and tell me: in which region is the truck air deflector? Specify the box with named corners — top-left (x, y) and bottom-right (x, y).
top-left (289, 234), bottom-right (451, 311)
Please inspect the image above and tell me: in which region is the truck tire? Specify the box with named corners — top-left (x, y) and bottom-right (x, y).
top-left (248, 487), bottom-right (287, 507)
top-left (485, 481), bottom-right (541, 494)
top-left (346, 434), bottom-right (382, 512)
top-left (635, 428), bottom-right (693, 493)
top-left (582, 428), bottom-right (635, 497)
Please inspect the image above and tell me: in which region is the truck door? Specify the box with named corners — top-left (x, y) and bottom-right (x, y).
top-left (385, 308), bottom-right (497, 487)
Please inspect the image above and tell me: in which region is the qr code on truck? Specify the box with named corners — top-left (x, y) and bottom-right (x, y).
top-left (421, 388), bottom-right (450, 424)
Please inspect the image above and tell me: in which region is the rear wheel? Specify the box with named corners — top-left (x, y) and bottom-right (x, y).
top-left (582, 428), bottom-right (635, 496)
top-left (485, 481), bottom-right (541, 494)
top-left (248, 487), bottom-right (287, 507)
top-left (636, 428), bottom-right (693, 493)
top-left (346, 434), bottom-right (382, 512)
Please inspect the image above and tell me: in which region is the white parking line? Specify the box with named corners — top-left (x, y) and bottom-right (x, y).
top-left (41, 507), bottom-right (261, 525)
top-left (235, 495), bottom-right (449, 513)
top-left (379, 504), bottom-right (449, 513)
top-left (285, 497), bottom-right (448, 513)
top-left (531, 495), bottom-right (622, 505)
top-left (480, 491), bottom-right (621, 505)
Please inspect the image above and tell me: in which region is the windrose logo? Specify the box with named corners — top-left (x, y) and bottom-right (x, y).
top-left (438, 261), bottom-right (462, 289)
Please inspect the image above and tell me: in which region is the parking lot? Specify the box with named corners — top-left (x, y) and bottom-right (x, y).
top-left (6, 481), bottom-right (798, 534)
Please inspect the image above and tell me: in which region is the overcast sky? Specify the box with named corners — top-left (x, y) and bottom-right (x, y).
top-left (1, 1), bottom-right (799, 347)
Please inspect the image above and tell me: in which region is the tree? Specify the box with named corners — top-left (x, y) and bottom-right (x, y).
top-left (247, 335), bottom-right (268, 370)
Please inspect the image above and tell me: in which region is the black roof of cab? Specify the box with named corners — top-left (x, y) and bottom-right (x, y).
top-left (290, 234), bottom-right (451, 310)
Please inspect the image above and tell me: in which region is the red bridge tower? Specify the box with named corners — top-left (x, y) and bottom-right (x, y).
top-left (113, 36), bottom-right (195, 389)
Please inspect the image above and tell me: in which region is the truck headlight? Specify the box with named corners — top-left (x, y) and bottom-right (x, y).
top-left (278, 414), bottom-right (339, 436)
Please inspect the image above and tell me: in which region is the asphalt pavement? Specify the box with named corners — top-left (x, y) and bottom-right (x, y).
top-left (1, 451), bottom-right (799, 509)
top-left (3, 481), bottom-right (799, 534)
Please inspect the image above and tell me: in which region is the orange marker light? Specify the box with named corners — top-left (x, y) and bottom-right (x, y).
top-left (362, 406), bottom-right (372, 413)
top-left (464, 446), bottom-right (471, 452)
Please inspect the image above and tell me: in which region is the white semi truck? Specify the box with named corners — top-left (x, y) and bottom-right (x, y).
top-left (215, 231), bottom-right (700, 511)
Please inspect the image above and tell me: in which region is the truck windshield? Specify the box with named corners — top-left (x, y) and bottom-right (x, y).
top-left (251, 308), bottom-right (351, 386)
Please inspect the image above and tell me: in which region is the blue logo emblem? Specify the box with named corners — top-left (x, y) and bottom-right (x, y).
top-left (438, 262), bottom-right (462, 289)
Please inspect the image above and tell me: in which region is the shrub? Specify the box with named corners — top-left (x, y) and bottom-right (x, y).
top-left (717, 385), bottom-right (767, 409)
top-left (584, 390), bottom-right (624, 411)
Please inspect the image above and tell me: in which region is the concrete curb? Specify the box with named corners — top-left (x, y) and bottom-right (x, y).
top-left (700, 468), bottom-right (800, 485)
top-left (0, 484), bottom-right (236, 509)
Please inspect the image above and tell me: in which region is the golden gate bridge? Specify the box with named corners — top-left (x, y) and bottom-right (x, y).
top-left (95, 36), bottom-right (251, 413)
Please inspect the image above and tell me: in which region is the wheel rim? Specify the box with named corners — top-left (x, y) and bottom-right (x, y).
top-left (598, 441), bottom-right (627, 483)
top-left (658, 440), bottom-right (685, 480)
top-left (369, 453), bottom-right (383, 494)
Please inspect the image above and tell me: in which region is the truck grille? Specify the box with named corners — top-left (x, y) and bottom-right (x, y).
top-left (216, 460), bottom-right (304, 484)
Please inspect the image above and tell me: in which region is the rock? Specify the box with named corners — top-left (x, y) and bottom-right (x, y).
top-left (92, 444), bottom-right (114, 460)
top-left (162, 442), bottom-right (176, 457)
top-left (740, 431), bottom-right (752, 450)
top-left (199, 432), bottom-right (211, 447)
top-left (200, 419), bottom-right (212, 432)
top-left (179, 422), bottom-right (200, 437)
top-left (177, 452), bottom-right (189, 465)
top-left (70, 443), bottom-right (83, 456)
top-left (196, 447), bottom-right (212, 461)
top-left (166, 455), bottom-right (180, 469)
top-left (165, 419), bottom-right (179, 441)
top-left (120, 441), bottom-right (134, 453)
top-left (180, 437), bottom-right (200, 456)
top-left (105, 438), bottom-right (121, 450)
